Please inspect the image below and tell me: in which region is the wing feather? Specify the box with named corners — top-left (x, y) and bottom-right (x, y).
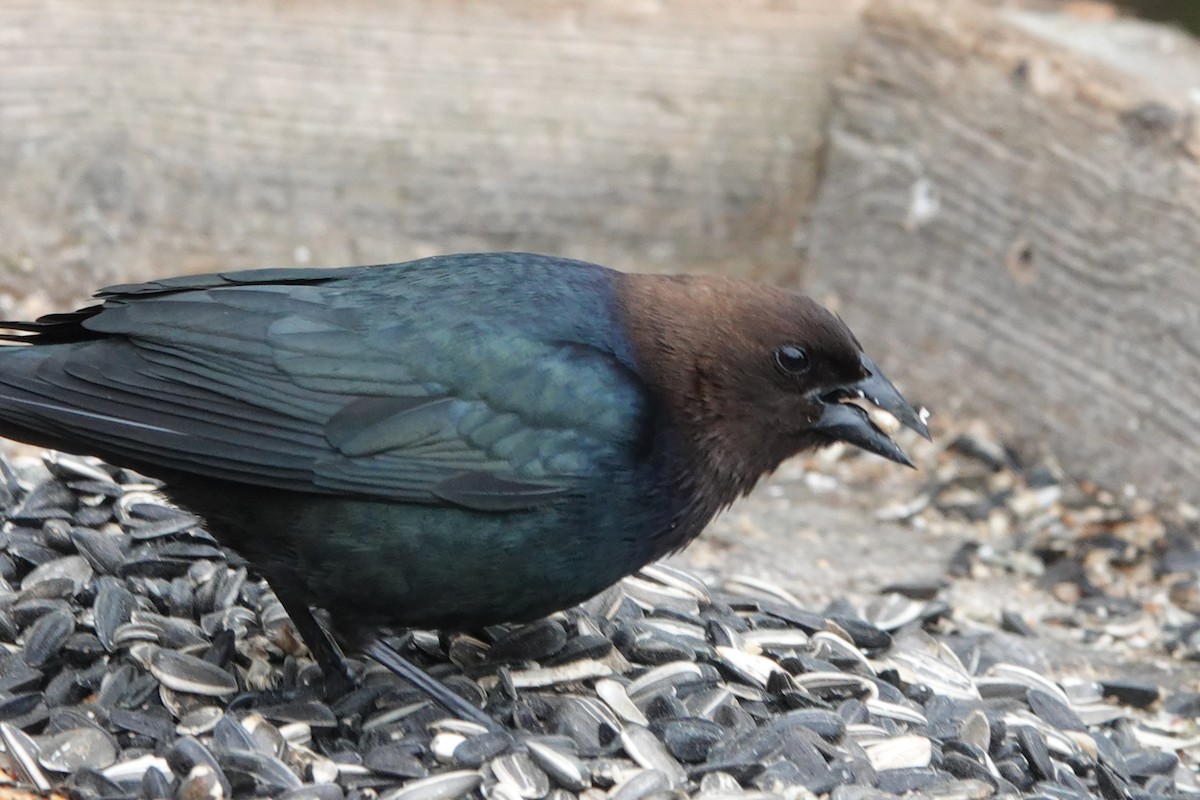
top-left (0, 262), bottom-right (646, 510)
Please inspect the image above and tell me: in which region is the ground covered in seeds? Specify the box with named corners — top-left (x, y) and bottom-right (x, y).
top-left (0, 424), bottom-right (1197, 800)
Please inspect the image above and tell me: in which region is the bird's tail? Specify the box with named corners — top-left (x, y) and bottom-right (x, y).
top-left (0, 301), bottom-right (108, 449)
top-left (0, 343), bottom-right (92, 454)
top-left (0, 305), bottom-right (105, 345)
top-left (0, 322), bottom-right (42, 342)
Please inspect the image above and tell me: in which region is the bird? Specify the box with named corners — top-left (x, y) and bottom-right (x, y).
top-left (0, 252), bottom-right (928, 726)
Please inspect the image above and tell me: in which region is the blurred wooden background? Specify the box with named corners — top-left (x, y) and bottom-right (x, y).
top-left (0, 0), bottom-right (867, 311)
top-left (809, 0), bottom-right (1200, 505)
top-left (2, 0), bottom-right (1199, 503)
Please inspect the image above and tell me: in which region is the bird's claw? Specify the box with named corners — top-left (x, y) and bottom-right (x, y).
top-left (321, 658), bottom-right (358, 700)
top-left (364, 639), bottom-right (503, 733)
top-left (227, 687), bottom-right (305, 711)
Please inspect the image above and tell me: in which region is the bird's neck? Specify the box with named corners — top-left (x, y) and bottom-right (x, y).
top-left (615, 273), bottom-right (794, 519)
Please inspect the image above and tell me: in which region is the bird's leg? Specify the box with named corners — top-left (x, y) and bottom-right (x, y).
top-left (270, 587), bottom-right (358, 699)
top-left (271, 587), bottom-right (499, 732)
top-left (229, 587), bottom-right (357, 709)
top-left (363, 639), bottom-right (502, 732)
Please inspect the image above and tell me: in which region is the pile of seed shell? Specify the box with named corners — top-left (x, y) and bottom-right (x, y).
top-left (0, 451), bottom-right (1197, 800)
top-left (871, 424), bottom-right (1200, 663)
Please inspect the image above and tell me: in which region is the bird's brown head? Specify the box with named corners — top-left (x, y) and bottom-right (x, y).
top-left (617, 273), bottom-right (929, 506)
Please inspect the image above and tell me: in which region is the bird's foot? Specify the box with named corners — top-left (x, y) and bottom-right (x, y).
top-left (319, 656), bottom-right (358, 700)
top-left (227, 687), bottom-right (307, 711)
top-left (365, 639), bottom-right (503, 733)
top-left (267, 591), bottom-right (499, 731)
top-left (227, 658), bottom-right (358, 710)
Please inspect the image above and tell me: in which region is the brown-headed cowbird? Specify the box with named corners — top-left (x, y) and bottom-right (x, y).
top-left (0, 252), bottom-right (927, 724)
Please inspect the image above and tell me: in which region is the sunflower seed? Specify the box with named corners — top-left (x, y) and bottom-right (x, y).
top-left (526, 739), bottom-right (590, 792)
top-left (637, 564), bottom-right (710, 601)
top-left (148, 647), bottom-right (238, 696)
top-left (170, 706), bottom-right (222, 737)
top-left (259, 700), bottom-right (338, 727)
top-left (865, 698), bottom-right (927, 725)
top-left (506, 659), bottom-right (612, 688)
top-left (378, 770), bottom-right (483, 800)
top-left (492, 751), bottom-right (551, 798)
top-left (958, 709), bottom-right (990, 753)
top-left (621, 576), bottom-right (700, 616)
top-left (432, 731), bottom-right (469, 762)
top-left (740, 627), bottom-right (810, 652)
top-left (608, 768), bottom-right (669, 800)
top-left (980, 664), bottom-right (1070, 706)
top-left (1098, 679), bottom-right (1160, 709)
top-left (1015, 725), bottom-right (1055, 781)
top-left (0, 720), bottom-right (51, 790)
top-left (865, 735), bottom-right (933, 770)
top-left (11, 479), bottom-right (74, 522)
top-left (175, 763), bottom-right (227, 800)
top-left (20, 606), bottom-right (74, 667)
top-left (101, 753), bottom-right (173, 784)
top-left (450, 731), bottom-right (511, 768)
top-left (626, 661), bottom-right (705, 699)
top-left (115, 492), bottom-right (196, 532)
top-left (490, 619), bottom-right (568, 663)
top-left (219, 748), bottom-right (304, 793)
top-left (659, 717), bottom-right (724, 763)
top-left (791, 672), bottom-right (877, 700)
top-left (618, 725), bottom-right (686, 789)
top-left (366, 742), bottom-right (430, 778)
top-left (108, 708), bottom-right (176, 741)
top-left (37, 726), bottom-right (118, 772)
top-left (21, 554), bottom-right (92, 595)
top-left (713, 645), bottom-right (780, 688)
top-left (770, 709), bottom-right (846, 742)
top-left (595, 679), bottom-right (649, 725)
top-left (1027, 688), bottom-right (1085, 732)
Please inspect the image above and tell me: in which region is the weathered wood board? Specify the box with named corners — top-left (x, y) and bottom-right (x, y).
top-left (808, 0), bottom-right (1200, 502)
top-left (0, 0), bottom-right (867, 314)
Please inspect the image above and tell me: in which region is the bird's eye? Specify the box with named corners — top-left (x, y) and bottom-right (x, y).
top-left (773, 344), bottom-right (810, 375)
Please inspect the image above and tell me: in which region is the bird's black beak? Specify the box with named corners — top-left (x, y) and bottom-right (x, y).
top-left (811, 353), bottom-right (930, 468)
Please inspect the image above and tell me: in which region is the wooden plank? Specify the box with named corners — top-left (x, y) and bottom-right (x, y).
top-left (808, 0), bottom-right (1200, 502)
top-left (0, 0), bottom-right (867, 314)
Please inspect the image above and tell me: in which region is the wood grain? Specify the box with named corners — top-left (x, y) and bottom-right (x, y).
top-left (808, 0), bottom-right (1200, 502)
top-left (0, 0), bottom-right (867, 313)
